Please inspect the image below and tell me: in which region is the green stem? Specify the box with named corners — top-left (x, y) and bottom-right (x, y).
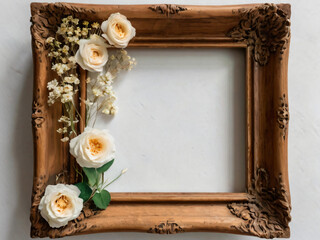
top-left (73, 165), bottom-right (84, 182)
top-left (101, 172), bottom-right (123, 190)
top-left (86, 188), bottom-right (97, 203)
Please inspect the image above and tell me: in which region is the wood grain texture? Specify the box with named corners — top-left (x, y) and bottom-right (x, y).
top-left (30, 2), bottom-right (291, 238)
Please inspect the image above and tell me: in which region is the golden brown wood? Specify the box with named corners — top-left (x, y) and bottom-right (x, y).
top-left (30, 2), bottom-right (291, 239)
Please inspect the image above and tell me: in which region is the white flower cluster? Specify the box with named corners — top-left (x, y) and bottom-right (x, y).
top-left (106, 49), bottom-right (137, 76)
top-left (41, 14), bottom-right (134, 230)
top-left (85, 49), bottom-right (137, 124)
top-left (46, 14), bottom-right (137, 142)
top-left (47, 75), bottom-right (80, 106)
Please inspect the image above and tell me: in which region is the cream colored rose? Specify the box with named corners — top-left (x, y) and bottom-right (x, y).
top-left (70, 127), bottom-right (116, 168)
top-left (75, 35), bottom-right (109, 72)
top-left (101, 13), bottom-right (136, 48)
top-left (38, 184), bottom-right (83, 228)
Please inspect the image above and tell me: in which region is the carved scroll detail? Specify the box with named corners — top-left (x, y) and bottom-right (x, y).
top-left (228, 168), bottom-right (291, 239)
top-left (148, 220), bottom-right (184, 234)
top-left (149, 4), bottom-right (187, 16)
top-left (32, 89), bottom-right (44, 129)
top-left (228, 4), bottom-right (290, 66)
top-left (46, 204), bottom-right (100, 238)
top-left (277, 94), bottom-right (289, 140)
top-left (30, 3), bottom-right (96, 56)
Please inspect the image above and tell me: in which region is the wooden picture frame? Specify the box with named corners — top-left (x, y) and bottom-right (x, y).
top-left (30, 2), bottom-right (291, 239)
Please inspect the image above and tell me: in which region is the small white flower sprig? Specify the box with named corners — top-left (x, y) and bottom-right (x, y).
top-left (40, 13), bottom-right (136, 228)
top-left (46, 14), bottom-right (136, 142)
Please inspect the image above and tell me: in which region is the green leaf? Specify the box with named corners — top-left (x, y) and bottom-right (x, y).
top-left (83, 167), bottom-right (98, 186)
top-left (92, 190), bottom-right (111, 210)
top-left (75, 182), bottom-right (92, 202)
top-left (97, 159), bottom-right (114, 174)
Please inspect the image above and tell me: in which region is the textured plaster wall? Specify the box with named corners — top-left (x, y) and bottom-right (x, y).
top-left (0, 0), bottom-right (319, 239)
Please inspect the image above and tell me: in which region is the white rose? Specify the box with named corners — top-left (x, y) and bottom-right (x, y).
top-left (38, 184), bottom-right (83, 228)
top-left (101, 13), bottom-right (136, 48)
top-left (70, 127), bottom-right (116, 168)
top-left (75, 35), bottom-right (109, 72)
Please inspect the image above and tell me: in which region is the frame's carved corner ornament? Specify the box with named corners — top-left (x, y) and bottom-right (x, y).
top-left (228, 168), bottom-right (291, 239)
top-left (32, 89), bottom-right (44, 129)
top-left (228, 3), bottom-right (291, 66)
top-left (148, 220), bottom-right (185, 234)
top-left (149, 4), bottom-right (187, 16)
top-left (47, 204), bottom-right (100, 238)
top-left (30, 175), bottom-right (101, 238)
top-left (277, 94), bottom-right (289, 140)
top-left (30, 3), bottom-right (96, 56)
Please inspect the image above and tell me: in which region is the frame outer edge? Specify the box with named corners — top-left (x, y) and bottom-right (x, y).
top-left (28, 2), bottom-right (292, 238)
top-left (30, 2), bottom-right (53, 238)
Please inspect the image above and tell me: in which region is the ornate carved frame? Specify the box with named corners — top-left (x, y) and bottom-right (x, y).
top-left (30, 2), bottom-right (291, 239)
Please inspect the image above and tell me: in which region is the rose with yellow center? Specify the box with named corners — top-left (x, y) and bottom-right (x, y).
top-left (39, 184), bottom-right (83, 228)
top-left (101, 13), bottom-right (136, 48)
top-left (75, 34), bottom-right (109, 72)
top-left (70, 127), bottom-right (116, 168)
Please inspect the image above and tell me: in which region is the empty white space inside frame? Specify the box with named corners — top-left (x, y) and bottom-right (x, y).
top-left (92, 48), bottom-right (246, 192)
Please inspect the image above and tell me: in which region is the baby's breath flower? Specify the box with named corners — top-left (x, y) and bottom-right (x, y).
top-left (74, 27), bottom-right (81, 36)
top-left (57, 27), bottom-right (67, 35)
top-left (62, 17), bottom-right (69, 24)
top-left (62, 45), bottom-right (69, 54)
top-left (83, 21), bottom-right (89, 26)
top-left (71, 18), bottom-right (79, 25)
top-left (61, 137), bottom-right (69, 142)
top-left (92, 88), bottom-right (103, 97)
top-left (102, 108), bottom-right (110, 115)
top-left (47, 79), bottom-right (58, 90)
top-left (74, 77), bottom-right (80, 85)
top-left (91, 22), bottom-right (100, 29)
top-left (52, 51), bottom-right (60, 57)
top-left (57, 127), bottom-right (68, 134)
top-left (52, 63), bottom-right (70, 76)
top-left (110, 106), bottom-right (118, 115)
top-left (67, 27), bottom-right (74, 36)
top-left (46, 37), bottom-right (54, 44)
top-left (54, 40), bottom-right (62, 47)
top-left (63, 74), bottom-right (79, 84)
top-left (68, 56), bottom-right (76, 64)
top-left (105, 72), bottom-right (114, 81)
top-left (63, 84), bottom-right (73, 93)
top-left (53, 86), bottom-right (63, 97)
top-left (61, 92), bottom-right (73, 103)
top-left (86, 77), bottom-right (91, 83)
top-left (58, 116), bottom-right (70, 123)
top-left (84, 99), bottom-right (93, 106)
top-left (81, 28), bottom-right (89, 36)
top-left (67, 15), bottom-right (73, 21)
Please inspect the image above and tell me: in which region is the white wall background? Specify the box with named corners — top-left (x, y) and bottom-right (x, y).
top-left (0, 0), bottom-right (319, 240)
top-left (94, 48), bottom-right (246, 193)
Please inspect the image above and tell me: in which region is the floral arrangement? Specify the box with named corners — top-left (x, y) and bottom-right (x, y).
top-left (39, 14), bottom-right (136, 228)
